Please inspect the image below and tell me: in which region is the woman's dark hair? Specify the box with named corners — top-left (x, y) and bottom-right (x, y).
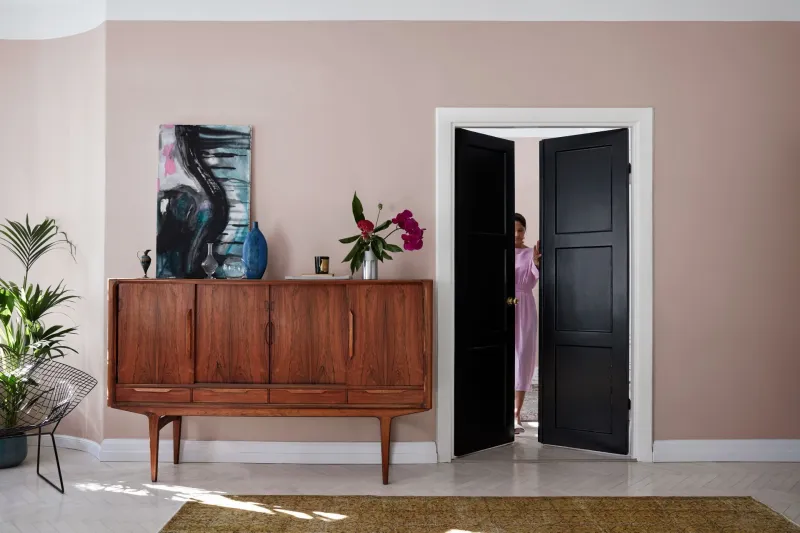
top-left (514, 213), bottom-right (527, 229)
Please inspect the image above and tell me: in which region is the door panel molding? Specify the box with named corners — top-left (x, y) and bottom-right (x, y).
top-left (435, 107), bottom-right (653, 463)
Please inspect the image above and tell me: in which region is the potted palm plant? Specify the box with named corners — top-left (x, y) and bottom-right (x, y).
top-left (0, 217), bottom-right (77, 468)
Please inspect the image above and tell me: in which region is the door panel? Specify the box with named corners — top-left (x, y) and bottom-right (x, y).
top-left (116, 283), bottom-right (195, 384)
top-left (539, 128), bottom-right (630, 455)
top-left (270, 285), bottom-right (348, 384)
top-left (195, 284), bottom-right (270, 383)
top-left (346, 284), bottom-right (425, 387)
top-left (453, 129), bottom-right (515, 457)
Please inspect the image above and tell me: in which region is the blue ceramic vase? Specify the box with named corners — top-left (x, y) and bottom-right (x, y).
top-left (242, 221), bottom-right (268, 279)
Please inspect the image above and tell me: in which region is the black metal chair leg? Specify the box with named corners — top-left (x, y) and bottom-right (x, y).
top-left (36, 428), bottom-right (64, 494)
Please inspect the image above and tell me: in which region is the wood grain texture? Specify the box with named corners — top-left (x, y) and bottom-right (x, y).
top-left (192, 388), bottom-right (270, 404)
top-left (173, 416), bottom-right (182, 464)
top-left (380, 416), bottom-right (393, 485)
top-left (346, 284), bottom-right (425, 387)
top-left (116, 283), bottom-right (195, 384)
top-left (348, 389), bottom-right (425, 406)
top-left (147, 413), bottom-right (159, 482)
top-left (116, 387), bottom-right (192, 403)
top-left (114, 405), bottom-right (426, 418)
top-left (107, 280), bottom-right (118, 406)
top-left (195, 285), bottom-right (270, 383)
top-left (422, 280), bottom-right (434, 409)
top-left (270, 285), bottom-right (348, 384)
top-left (109, 279), bottom-right (434, 485)
top-left (270, 388), bottom-right (347, 404)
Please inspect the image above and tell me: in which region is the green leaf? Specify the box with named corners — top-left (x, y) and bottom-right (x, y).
top-left (339, 235), bottom-right (360, 244)
top-left (351, 251), bottom-right (364, 274)
top-left (381, 252), bottom-right (393, 260)
top-left (373, 220), bottom-right (391, 233)
top-left (384, 243), bottom-right (403, 253)
top-left (370, 239), bottom-right (384, 262)
top-left (342, 240), bottom-right (363, 263)
top-left (352, 192), bottom-right (365, 223)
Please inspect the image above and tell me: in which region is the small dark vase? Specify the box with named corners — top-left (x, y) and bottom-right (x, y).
top-left (137, 249), bottom-right (152, 278)
top-left (242, 222), bottom-right (268, 279)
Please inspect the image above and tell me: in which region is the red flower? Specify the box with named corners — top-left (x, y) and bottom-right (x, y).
top-left (403, 218), bottom-right (421, 235)
top-left (402, 228), bottom-right (425, 251)
top-left (357, 220), bottom-right (375, 236)
top-left (392, 210), bottom-right (413, 229)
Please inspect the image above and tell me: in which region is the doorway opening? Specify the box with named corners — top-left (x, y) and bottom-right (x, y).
top-left (455, 126), bottom-right (630, 463)
top-left (434, 108), bottom-right (654, 464)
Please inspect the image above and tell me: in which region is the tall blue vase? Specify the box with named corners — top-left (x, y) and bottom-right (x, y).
top-left (242, 221), bottom-right (268, 279)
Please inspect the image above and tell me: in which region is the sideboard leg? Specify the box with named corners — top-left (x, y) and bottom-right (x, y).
top-left (379, 416), bottom-right (393, 485)
top-left (173, 416), bottom-right (182, 465)
top-left (147, 413), bottom-right (159, 482)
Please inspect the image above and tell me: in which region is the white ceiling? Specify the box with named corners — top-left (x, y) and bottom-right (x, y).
top-left (2, 0), bottom-right (799, 40)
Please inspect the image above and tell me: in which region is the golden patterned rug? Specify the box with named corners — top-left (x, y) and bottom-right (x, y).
top-left (160, 495), bottom-right (799, 532)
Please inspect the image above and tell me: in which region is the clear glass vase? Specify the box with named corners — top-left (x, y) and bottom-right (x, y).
top-left (201, 243), bottom-right (218, 279)
top-left (222, 257), bottom-right (246, 279)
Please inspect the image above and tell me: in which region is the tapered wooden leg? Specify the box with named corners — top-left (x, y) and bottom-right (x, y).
top-left (173, 416), bottom-right (182, 465)
top-left (379, 416), bottom-right (393, 485)
top-left (147, 413), bottom-right (159, 482)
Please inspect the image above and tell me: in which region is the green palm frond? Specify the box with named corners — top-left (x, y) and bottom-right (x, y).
top-left (0, 216), bottom-right (76, 286)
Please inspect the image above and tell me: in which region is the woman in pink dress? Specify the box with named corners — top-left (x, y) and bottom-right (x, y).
top-left (514, 213), bottom-right (541, 433)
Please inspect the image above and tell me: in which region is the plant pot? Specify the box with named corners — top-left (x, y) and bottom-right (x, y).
top-left (0, 435), bottom-right (28, 468)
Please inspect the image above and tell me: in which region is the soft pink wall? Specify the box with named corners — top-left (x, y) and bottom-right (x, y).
top-left (515, 138), bottom-right (541, 377)
top-left (4, 21), bottom-right (799, 446)
top-left (0, 27), bottom-right (106, 442)
top-left (104, 21), bottom-right (800, 442)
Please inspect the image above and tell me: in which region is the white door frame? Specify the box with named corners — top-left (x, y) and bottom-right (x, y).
top-left (435, 107), bottom-right (654, 463)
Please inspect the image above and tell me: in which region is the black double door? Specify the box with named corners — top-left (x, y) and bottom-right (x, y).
top-left (454, 128), bottom-right (630, 457)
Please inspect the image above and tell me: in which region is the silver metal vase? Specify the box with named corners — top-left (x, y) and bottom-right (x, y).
top-left (362, 249), bottom-right (378, 280)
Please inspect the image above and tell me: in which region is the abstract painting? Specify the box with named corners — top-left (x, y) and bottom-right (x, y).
top-left (157, 125), bottom-right (252, 278)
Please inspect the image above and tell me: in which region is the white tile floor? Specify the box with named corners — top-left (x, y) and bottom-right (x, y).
top-left (2, 447), bottom-right (800, 532)
top-left (455, 423), bottom-right (632, 463)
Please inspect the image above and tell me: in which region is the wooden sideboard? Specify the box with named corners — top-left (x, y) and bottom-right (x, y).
top-left (107, 279), bottom-right (433, 484)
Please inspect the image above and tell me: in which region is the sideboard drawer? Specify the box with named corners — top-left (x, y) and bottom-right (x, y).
top-left (348, 389), bottom-right (424, 406)
top-left (116, 387), bottom-right (191, 403)
top-left (193, 388), bottom-right (270, 404)
top-left (270, 388), bottom-right (347, 405)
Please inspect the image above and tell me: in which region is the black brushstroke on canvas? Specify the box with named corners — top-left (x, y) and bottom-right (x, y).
top-left (157, 126), bottom-right (249, 278)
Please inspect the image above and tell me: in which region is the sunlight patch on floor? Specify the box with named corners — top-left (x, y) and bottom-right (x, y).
top-left (74, 482), bottom-right (150, 496)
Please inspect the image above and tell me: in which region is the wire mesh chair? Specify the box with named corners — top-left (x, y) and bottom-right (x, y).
top-left (0, 354), bottom-right (97, 493)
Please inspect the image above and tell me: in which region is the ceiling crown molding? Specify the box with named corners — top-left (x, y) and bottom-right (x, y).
top-left (3, 0), bottom-right (799, 40)
top-left (0, 0), bottom-right (105, 40)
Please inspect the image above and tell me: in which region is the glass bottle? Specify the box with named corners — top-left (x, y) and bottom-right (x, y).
top-left (201, 243), bottom-right (218, 279)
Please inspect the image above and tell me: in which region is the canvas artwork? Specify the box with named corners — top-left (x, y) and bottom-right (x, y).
top-left (157, 125), bottom-right (252, 278)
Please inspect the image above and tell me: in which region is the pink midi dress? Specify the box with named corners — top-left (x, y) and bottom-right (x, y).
top-left (515, 247), bottom-right (539, 392)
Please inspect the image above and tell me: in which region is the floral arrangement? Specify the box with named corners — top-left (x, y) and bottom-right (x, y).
top-left (340, 192), bottom-right (425, 274)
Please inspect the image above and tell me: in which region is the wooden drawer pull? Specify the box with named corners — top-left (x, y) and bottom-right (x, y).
top-left (133, 388), bottom-right (172, 393)
top-left (208, 388), bottom-right (250, 394)
top-left (364, 390), bottom-right (406, 394)
top-left (348, 310), bottom-right (354, 359)
top-left (287, 389), bottom-right (326, 394)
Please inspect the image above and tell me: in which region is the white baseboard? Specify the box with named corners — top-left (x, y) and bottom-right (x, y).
top-left (653, 440), bottom-right (800, 462)
top-left (30, 436), bottom-right (437, 464)
top-left (27, 434), bottom-right (102, 458)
